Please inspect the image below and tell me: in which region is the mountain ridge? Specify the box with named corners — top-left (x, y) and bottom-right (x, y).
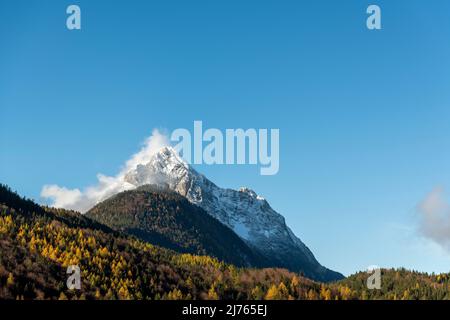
top-left (121, 146), bottom-right (343, 282)
top-left (86, 184), bottom-right (270, 268)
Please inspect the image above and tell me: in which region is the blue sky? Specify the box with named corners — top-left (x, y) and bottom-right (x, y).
top-left (1, 0), bottom-right (450, 276)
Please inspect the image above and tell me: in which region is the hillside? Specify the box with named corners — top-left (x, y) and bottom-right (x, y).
top-left (0, 183), bottom-right (320, 300)
top-left (1, 184), bottom-right (450, 300)
top-left (86, 185), bottom-right (269, 268)
top-left (335, 269), bottom-right (450, 300)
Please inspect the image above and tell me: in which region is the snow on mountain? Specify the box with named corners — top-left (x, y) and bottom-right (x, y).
top-left (123, 146), bottom-right (343, 281)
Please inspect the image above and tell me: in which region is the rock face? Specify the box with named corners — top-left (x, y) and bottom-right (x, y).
top-left (123, 147), bottom-right (343, 282)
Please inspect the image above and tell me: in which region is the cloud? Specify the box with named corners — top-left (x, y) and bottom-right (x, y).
top-left (41, 185), bottom-right (83, 209)
top-left (417, 187), bottom-right (450, 252)
top-left (41, 129), bottom-right (170, 213)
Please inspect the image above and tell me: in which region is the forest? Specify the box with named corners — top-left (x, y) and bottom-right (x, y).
top-left (1, 183), bottom-right (450, 300)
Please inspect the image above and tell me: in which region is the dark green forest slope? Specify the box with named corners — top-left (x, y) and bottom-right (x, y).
top-left (86, 185), bottom-right (268, 268)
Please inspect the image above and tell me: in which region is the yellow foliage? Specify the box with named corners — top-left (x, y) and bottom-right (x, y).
top-left (167, 288), bottom-right (183, 300)
top-left (339, 286), bottom-right (352, 300)
top-left (98, 247), bottom-right (109, 258)
top-left (290, 275), bottom-right (300, 290)
top-left (278, 282), bottom-right (289, 299)
top-left (6, 273), bottom-right (15, 287)
top-left (207, 285), bottom-right (219, 300)
top-left (307, 289), bottom-right (318, 300)
top-left (0, 215), bottom-right (14, 233)
top-left (58, 292), bottom-right (68, 300)
top-left (265, 284), bottom-right (280, 300)
top-left (320, 285), bottom-right (332, 300)
top-left (118, 286), bottom-right (132, 300)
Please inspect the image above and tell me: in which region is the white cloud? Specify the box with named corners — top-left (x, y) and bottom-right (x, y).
top-left (41, 129), bottom-right (170, 213)
top-left (41, 185), bottom-right (83, 209)
top-left (417, 187), bottom-right (450, 252)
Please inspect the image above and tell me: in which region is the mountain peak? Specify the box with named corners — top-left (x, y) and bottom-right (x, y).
top-left (159, 145), bottom-right (184, 159)
top-left (153, 146), bottom-right (189, 169)
top-left (124, 146), bottom-right (193, 188)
